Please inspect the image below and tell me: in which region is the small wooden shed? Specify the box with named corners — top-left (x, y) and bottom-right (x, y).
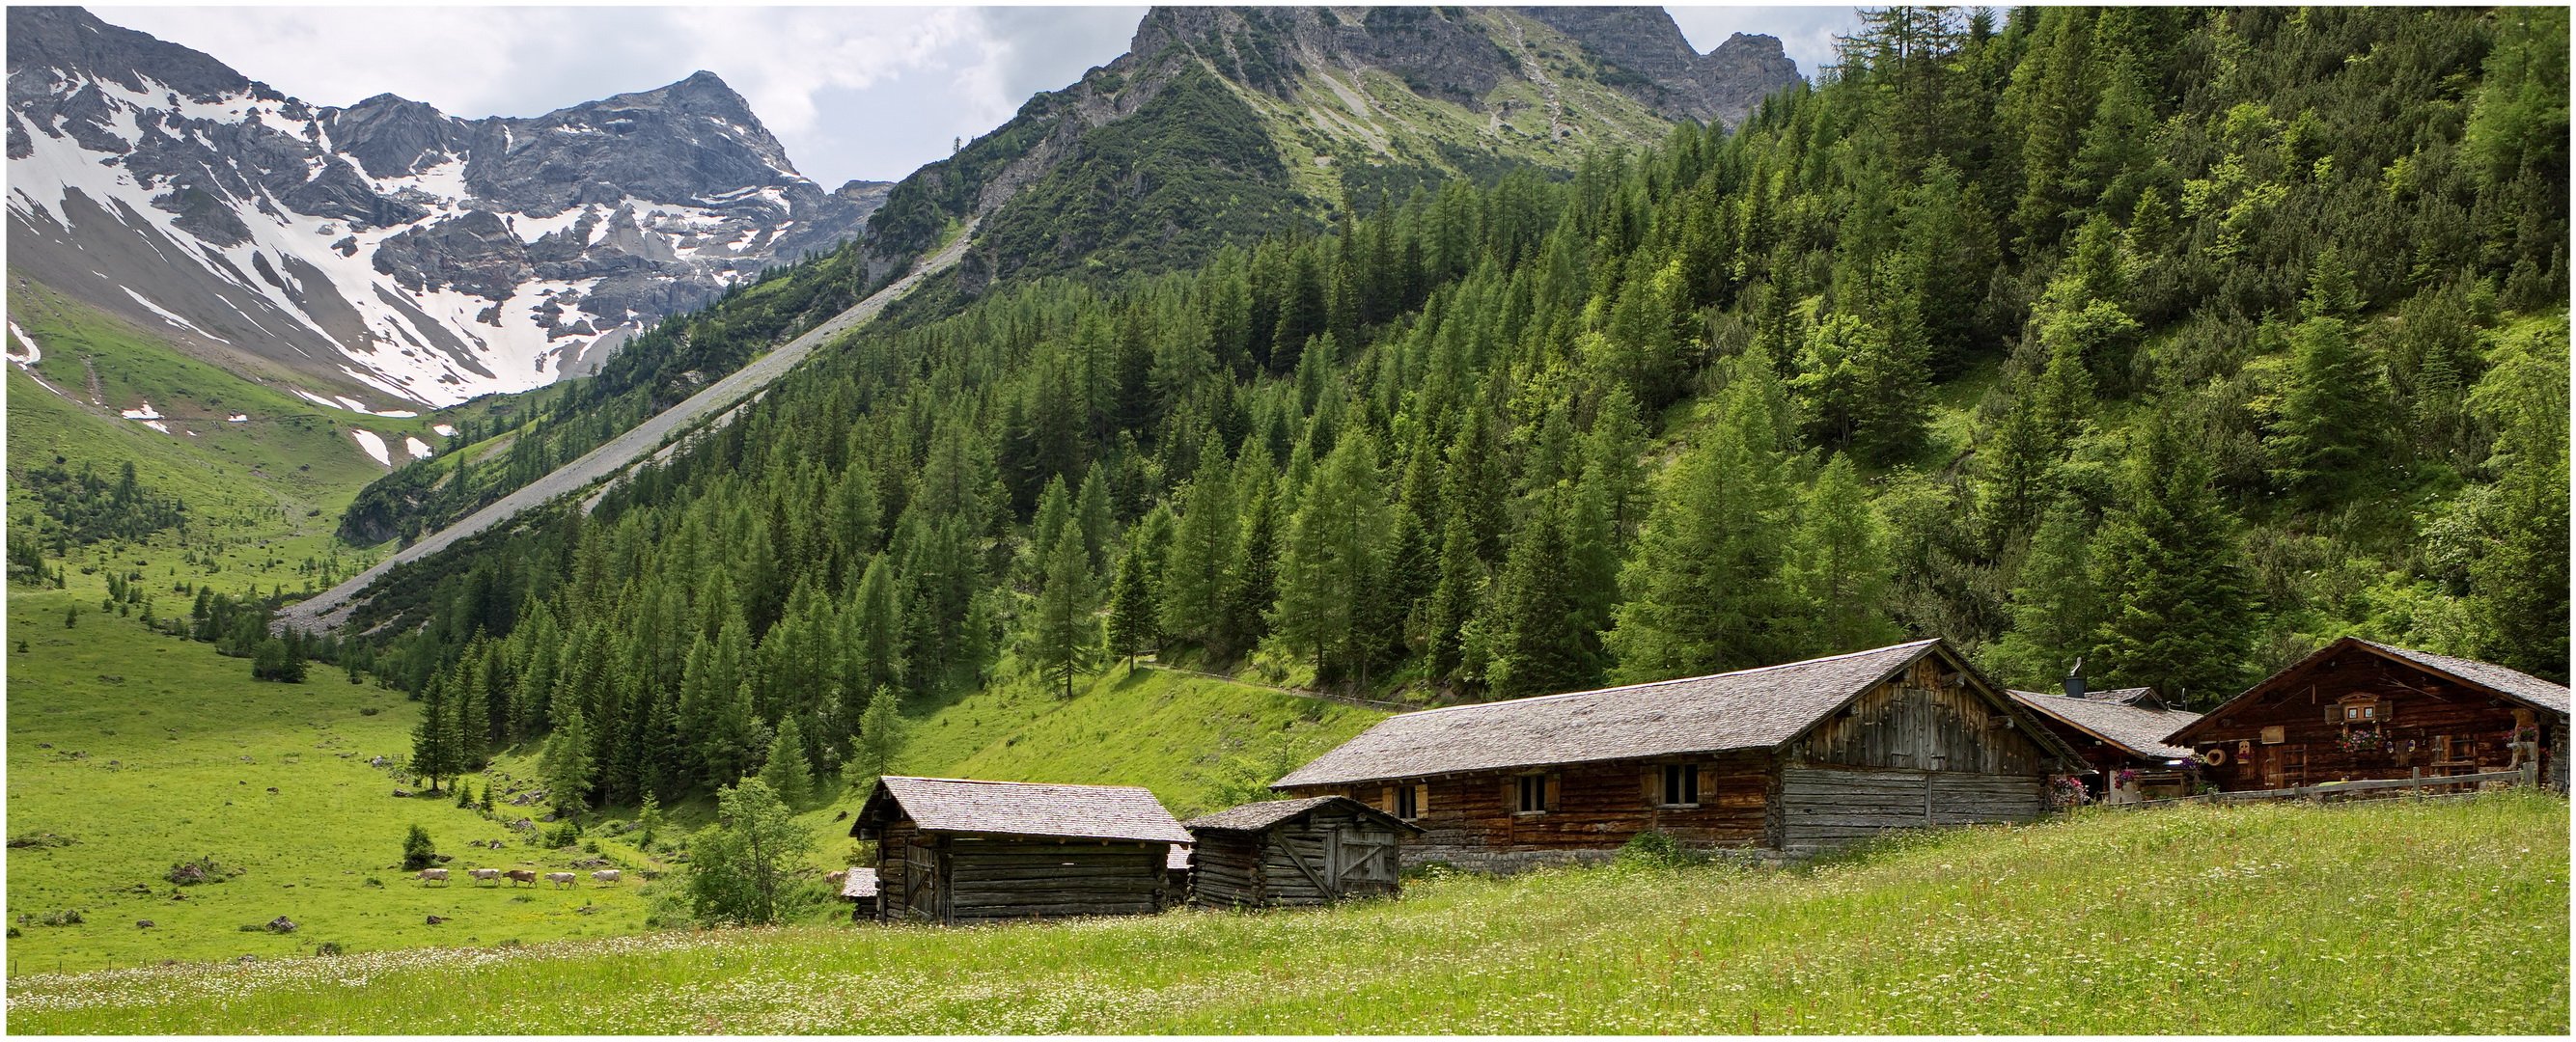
top-left (1182, 796), bottom-right (1421, 908)
top-left (2007, 686), bottom-right (2202, 801)
top-left (851, 776), bottom-right (1193, 923)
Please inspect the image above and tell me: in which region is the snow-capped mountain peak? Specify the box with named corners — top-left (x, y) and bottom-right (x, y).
top-left (6, 7), bottom-right (888, 408)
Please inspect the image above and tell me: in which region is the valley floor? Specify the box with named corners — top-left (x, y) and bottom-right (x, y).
top-left (8, 792), bottom-right (2566, 1034)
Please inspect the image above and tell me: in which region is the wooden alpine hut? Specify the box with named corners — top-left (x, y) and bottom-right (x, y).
top-left (1272, 639), bottom-right (2084, 868)
top-left (2166, 638), bottom-right (2569, 793)
top-left (851, 776), bottom-right (1193, 923)
top-left (2007, 684), bottom-right (2202, 802)
top-left (1181, 796), bottom-right (1422, 908)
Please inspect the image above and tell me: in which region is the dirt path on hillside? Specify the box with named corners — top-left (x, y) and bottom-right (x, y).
top-left (274, 223), bottom-right (980, 635)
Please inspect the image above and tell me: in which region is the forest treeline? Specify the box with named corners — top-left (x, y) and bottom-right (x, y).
top-left (340, 7), bottom-right (2563, 814)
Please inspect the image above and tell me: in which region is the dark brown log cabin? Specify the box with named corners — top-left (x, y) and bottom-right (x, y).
top-left (2007, 686), bottom-right (2202, 801)
top-left (2166, 638), bottom-right (2570, 793)
top-left (851, 776), bottom-right (1192, 923)
top-left (1181, 796), bottom-right (1421, 908)
top-left (1272, 640), bottom-right (2084, 867)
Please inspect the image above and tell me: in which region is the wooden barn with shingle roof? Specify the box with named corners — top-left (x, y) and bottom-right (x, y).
top-left (2007, 686), bottom-right (2202, 801)
top-left (1273, 639), bottom-right (2083, 867)
top-left (2166, 638), bottom-right (2570, 793)
top-left (851, 776), bottom-right (1193, 923)
top-left (1181, 796), bottom-right (1421, 908)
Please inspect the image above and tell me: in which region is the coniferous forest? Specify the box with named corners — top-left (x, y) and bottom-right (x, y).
top-left (355, 7), bottom-right (2565, 813)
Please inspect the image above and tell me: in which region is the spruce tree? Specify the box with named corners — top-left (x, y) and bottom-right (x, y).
top-left (1786, 454), bottom-right (1900, 655)
top-left (1987, 496), bottom-right (2103, 689)
top-left (1105, 537), bottom-right (1157, 667)
top-left (1031, 525), bottom-right (1100, 699)
top-left (410, 678), bottom-right (453, 794)
top-left (540, 701), bottom-right (594, 817)
top-left (2091, 414), bottom-right (2256, 707)
top-left (1608, 347), bottom-right (1799, 680)
top-left (2271, 250), bottom-right (2383, 503)
top-left (1269, 433), bottom-right (1387, 683)
top-left (1479, 486), bottom-right (1600, 697)
top-left (758, 713), bottom-right (816, 809)
top-left (1158, 442), bottom-right (1236, 647)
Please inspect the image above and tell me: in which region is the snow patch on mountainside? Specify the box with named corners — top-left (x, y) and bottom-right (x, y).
top-left (349, 428), bottom-right (391, 467)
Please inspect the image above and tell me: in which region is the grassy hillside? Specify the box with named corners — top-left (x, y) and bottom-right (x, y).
top-left (5, 283), bottom-right (460, 596)
top-left (10, 792), bottom-right (2563, 1032)
top-left (1, 585), bottom-right (653, 974)
top-left (1, 577), bottom-right (1367, 973)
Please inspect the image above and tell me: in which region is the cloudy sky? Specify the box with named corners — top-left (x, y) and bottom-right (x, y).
top-left (105, 4), bottom-right (1862, 189)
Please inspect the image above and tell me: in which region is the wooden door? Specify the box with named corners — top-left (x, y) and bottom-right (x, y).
top-left (2260, 745), bottom-right (2286, 789)
top-left (1332, 829), bottom-right (1397, 891)
top-left (901, 840), bottom-right (938, 920)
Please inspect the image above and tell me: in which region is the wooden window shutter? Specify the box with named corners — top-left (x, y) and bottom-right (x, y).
top-left (1699, 764), bottom-right (1718, 804)
top-left (1414, 783), bottom-right (1429, 815)
top-left (1503, 776), bottom-right (1518, 809)
top-left (1378, 785), bottom-right (1396, 814)
top-left (1643, 766), bottom-right (1661, 804)
top-left (1544, 774), bottom-right (1562, 811)
top-left (2325, 704), bottom-right (2341, 724)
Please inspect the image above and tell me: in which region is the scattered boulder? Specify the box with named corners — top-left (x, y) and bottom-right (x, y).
top-left (265, 916), bottom-right (296, 934)
top-left (235, 954), bottom-right (258, 965)
top-left (425, 915), bottom-right (447, 925)
top-left (574, 904), bottom-right (600, 916)
top-left (136, 919), bottom-right (154, 929)
top-left (8, 833), bottom-right (77, 850)
top-left (392, 789), bottom-right (414, 798)
top-left (265, 787), bottom-right (279, 794)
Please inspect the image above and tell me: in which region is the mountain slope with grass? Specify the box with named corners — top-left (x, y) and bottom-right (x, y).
top-left (10, 792), bottom-right (2564, 1033)
top-left (2, 574), bottom-right (1367, 975)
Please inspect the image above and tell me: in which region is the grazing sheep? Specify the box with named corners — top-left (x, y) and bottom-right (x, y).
top-left (591, 869), bottom-right (622, 885)
top-left (415, 868), bottom-right (449, 885)
top-left (469, 868), bottom-right (501, 885)
top-left (544, 872), bottom-right (576, 889)
top-left (503, 869), bottom-right (537, 887)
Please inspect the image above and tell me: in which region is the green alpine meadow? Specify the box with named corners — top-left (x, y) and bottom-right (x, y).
top-left (7, 4), bottom-right (2567, 1034)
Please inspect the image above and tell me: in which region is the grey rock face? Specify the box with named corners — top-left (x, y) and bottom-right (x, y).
top-left (5, 6), bottom-right (882, 407)
top-left (1513, 7), bottom-right (1803, 127)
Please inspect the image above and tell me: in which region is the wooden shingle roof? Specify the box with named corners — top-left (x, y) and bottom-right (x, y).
top-left (2008, 690), bottom-right (2201, 761)
top-left (1276, 640), bottom-right (2044, 787)
top-left (854, 776), bottom-right (1192, 844)
top-left (1182, 795), bottom-right (1424, 835)
top-left (2357, 641), bottom-right (2570, 715)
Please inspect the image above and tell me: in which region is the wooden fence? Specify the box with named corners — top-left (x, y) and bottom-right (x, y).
top-left (2117, 763), bottom-right (2540, 810)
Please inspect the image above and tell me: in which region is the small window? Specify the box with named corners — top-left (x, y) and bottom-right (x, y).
top-left (1394, 783), bottom-right (1420, 821)
top-left (1660, 763), bottom-right (1700, 807)
top-left (2260, 726), bottom-right (2286, 745)
top-left (1515, 775), bottom-right (1547, 814)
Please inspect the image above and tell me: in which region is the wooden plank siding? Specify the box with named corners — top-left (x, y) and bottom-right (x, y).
top-left (870, 832), bottom-right (1172, 923)
top-left (1288, 749), bottom-right (1777, 864)
top-left (1797, 657), bottom-right (2053, 776)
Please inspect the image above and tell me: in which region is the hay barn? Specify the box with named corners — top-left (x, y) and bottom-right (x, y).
top-left (851, 776), bottom-right (1191, 923)
top-left (2007, 685), bottom-right (2202, 802)
top-left (1181, 796), bottom-right (1421, 908)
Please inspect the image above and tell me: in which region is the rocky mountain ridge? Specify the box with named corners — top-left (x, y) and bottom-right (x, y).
top-left (6, 6), bottom-right (889, 408)
top-left (856, 5), bottom-right (1802, 292)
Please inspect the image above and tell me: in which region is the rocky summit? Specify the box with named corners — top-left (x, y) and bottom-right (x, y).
top-left (5, 7), bottom-right (889, 408)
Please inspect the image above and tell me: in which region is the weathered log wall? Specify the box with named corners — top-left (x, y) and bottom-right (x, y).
top-left (1775, 767), bottom-right (2043, 849)
top-left (1283, 749), bottom-right (1776, 865)
top-left (942, 837), bottom-right (1168, 921)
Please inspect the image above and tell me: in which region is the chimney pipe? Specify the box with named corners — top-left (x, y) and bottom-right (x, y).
top-left (2063, 657), bottom-right (2086, 699)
